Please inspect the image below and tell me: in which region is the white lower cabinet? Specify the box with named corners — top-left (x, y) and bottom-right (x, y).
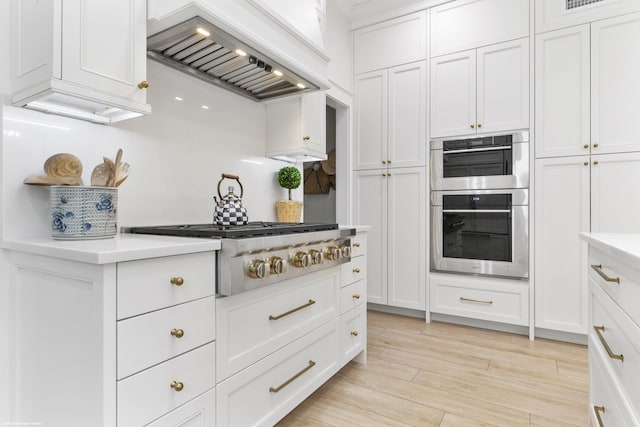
top-left (147, 389), bottom-right (216, 427)
top-left (340, 305), bottom-right (367, 364)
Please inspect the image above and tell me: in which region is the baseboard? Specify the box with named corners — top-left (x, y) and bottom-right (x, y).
top-left (430, 312), bottom-right (530, 336)
top-left (534, 327), bottom-right (587, 345)
top-left (367, 303), bottom-right (426, 320)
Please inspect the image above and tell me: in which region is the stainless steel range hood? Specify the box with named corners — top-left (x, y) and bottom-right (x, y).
top-left (147, 17), bottom-right (319, 101)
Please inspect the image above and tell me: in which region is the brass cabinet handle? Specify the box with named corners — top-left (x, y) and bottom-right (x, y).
top-left (387, 159), bottom-right (392, 164)
top-left (170, 328), bottom-right (184, 338)
top-left (353, 268), bottom-right (361, 273)
top-left (460, 297), bottom-right (493, 305)
top-left (470, 124), bottom-right (475, 129)
top-left (351, 330), bottom-right (359, 336)
top-left (170, 277), bottom-right (184, 286)
top-left (353, 294), bottom-right (361, 299)
top-left (170, 381), bottom-right (184, 392)
top-left (269, 360), bottom-right (316, 393)
top-left (584, 161), bottom-right (589, 166)
top-left (382, 160), bottom-right (387, 164)
top-left (593, 160), bottom-right (599, 165)
top-left (269, 299), bottom-right (315, 320)
top-left (594, 405), bottom-right (605, 427)
top-left (353, 242), bottom-right (361, 248)
top-left (303, 136), bottom-right (311, 141)
top-left (594, 143), bottom-right (599, 148)
top-left (477, 123), bottom-right (482, 128)
top-left (584, 144), bottom-right (589, 149)
top-left (137, 80), bottom-right (149, 89)
top-left (591, 264), bottom-right (620, 284)
top-left (594, 326), bottom-right (624, 362)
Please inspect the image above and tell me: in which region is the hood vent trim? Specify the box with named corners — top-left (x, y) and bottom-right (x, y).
top-left (147, 17), bottom-right (319, 101)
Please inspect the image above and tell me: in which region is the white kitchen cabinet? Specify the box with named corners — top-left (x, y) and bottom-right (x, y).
top-left (266, 91), bottom-right (327, 161)
top-left (11, 0), bottom-right (151, 124)
top-left (354, 167), bottom-right (426, 310)
top-left (430, 38), bottom-right (529, 138)
top-left (353, 11), bottom-right (427, 74)
top-left (430, 0), bottom-right (529, 58)
top-left (354, 61), bottom-right (426, 170)
top-left (535, 0), bottom-right (640, 34)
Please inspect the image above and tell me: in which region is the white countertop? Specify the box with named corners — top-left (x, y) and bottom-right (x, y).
top-left (579, 232), bottom-right (640, 266)
top-left (341, 224), bottom-right (372, 232)
top-left (1, 233), bottom-right (221, 264)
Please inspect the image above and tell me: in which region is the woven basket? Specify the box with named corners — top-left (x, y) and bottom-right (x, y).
top-left (50, 186), bottom-right (118, 240)
top-left (276, 200), bottom-right (302, 223)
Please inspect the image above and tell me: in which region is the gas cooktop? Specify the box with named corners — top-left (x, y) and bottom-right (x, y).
top-left (128, 222), bottom-right (339, 239)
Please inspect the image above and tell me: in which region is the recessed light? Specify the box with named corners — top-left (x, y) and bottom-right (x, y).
top-left (273, 70), bottom-right (283, 77)
top-left (196, 27), bottom-right (210, 37)
top-left (235, 49), bottom-right (248, 57)
top-left (296, 83), bottom-right (306, 89)
top-left (174, 96), bottom-right (183, 101)
top-left (201, 105), bottom-right (209, 110)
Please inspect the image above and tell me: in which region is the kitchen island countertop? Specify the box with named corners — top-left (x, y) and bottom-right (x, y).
top-left (1, 233), bottom-right (221, 264)
top-left (579, 232), bottom-right (640, 267)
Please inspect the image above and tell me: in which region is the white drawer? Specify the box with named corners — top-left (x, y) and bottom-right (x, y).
top-left (429, 273), bottom-right (528, 326)
top-left (590, 279), bottom-right (640, 412)
top-left (589, 247), bottom-right (640, 327)
top-left (351, 233), bottom-right (366, 258)
top-left (340, 256), bottom-right (366, 287)
top-left (589, 341), bottom-right (640, 427)
top-left (117, 342), bottom-right (215, 427)
top-left (146, 388), bottom-right (215, 427)
top-left (340, 280), bottom-right (365, 314)
top-left (117, 252), bottom-right (215, 319)
top-left (216, 268), bottom-right (340, 381)
top-left (117, 296), bottom-right (215, 379)
top-left (340, 304), bottom-right (366, 364)
top-left (216, 319), bottom-right (340, 427)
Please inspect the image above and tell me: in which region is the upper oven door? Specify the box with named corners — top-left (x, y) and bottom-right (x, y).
top-left (431, 131), bottom-right (529, 190)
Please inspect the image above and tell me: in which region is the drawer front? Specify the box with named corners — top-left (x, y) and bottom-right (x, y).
top-left (351, 233), bottom-right (367, 258)
top-left (117, 252), bottom-right (215, 319)
top-left (340, 256), bottom-right (367, 287)
top-left (340, 280), bottom-right (365, 314)
top-left (117, 296), bottom-right (216, 379)
top-left (429, 273), bottom-right (528, 326)
top-left (590, 279), bottom-right (640, 409)
top-left (117, 342), bottom-right (215, 427)
top-left (340, 304), bottom-right (366, 364)
top-left (217, 319), bottom-right (340, 427)
top-left (146, 388), bottom-right (215, 427)
top-left (216, 268), bottom-right (340, 382)
top-left (589, 247), bottom-right (640, 326)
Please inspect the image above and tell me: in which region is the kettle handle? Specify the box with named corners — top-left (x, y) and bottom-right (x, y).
top-left (217, 173), bottom-right (244, 199)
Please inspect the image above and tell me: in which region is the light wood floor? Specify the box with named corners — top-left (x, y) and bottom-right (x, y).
top-left (277, 310), bottom-right (589, 427)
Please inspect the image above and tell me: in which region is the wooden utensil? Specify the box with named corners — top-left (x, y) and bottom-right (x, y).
top-left (23, 174), bottom-right (58, 185)
top-left (115, 162), bottom-right (130, 187)
top-left (109, 149), bottom-right (123, 187)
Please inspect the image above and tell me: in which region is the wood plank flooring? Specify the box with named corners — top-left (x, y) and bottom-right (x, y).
top-left (277, 310), bottom-right (589, 427)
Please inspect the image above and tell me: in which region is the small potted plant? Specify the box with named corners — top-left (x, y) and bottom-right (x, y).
top-left (276, 166), bottom-right (303, 223)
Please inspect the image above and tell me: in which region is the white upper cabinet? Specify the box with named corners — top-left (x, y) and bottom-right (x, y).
top-left (430, 0), bottom-right (529, 57)
top-left (535, 25), bottom-right (590, 159)
top-left (535, 0), bottom-right (640, 34)
top-left (354, 70), bottom-right (387, 170)
top-left (11, 0), bottom-right (151, 124)
top-left (353, 11), bottom-right (427, 74)
top-left (431, 38), bottom-right (529, 138)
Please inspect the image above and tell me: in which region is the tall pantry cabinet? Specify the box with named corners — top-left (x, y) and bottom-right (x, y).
top-left (353, 11), bottom-right (427, 311)
top-left (534, 11), bottom-right (640, 334)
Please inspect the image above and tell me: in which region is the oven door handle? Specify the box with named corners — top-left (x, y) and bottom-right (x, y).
top-left (443, 146), bottom-right (511, 154)
top-left (443, 209), bottom-right (511, 213)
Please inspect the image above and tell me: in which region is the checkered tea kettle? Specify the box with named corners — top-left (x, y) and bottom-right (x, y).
top-left (213, 173), bottom-right (249, 226)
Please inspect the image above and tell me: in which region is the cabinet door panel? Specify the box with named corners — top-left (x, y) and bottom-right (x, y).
top-left (354, 71), bottom-right (387, 170)
top-left (430, 50), bottom-right (476, 138)
top-left (387, 168), bottom-right (425, 310)
top-left (534, 157), bottom-right (590, 333)
top-left (591, 12), bottom-right (640, 154)
top-left (388, 61), bottom-right (427, 168)
top-left (535, 25), bottom-right (590, 158)
top-left (477, 38), bottom-right (529, 134)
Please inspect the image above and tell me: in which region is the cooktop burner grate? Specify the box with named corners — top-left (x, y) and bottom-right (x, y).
top-left (128, 222), bottom-right (339, 239)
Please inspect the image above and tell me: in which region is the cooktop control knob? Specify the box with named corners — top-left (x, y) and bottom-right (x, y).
top-left (324, 246), bottom-right (341, 261)
top-left (248, 259), bottom-right (269, 279)
top-left (339, 244), bottom-right (351, 258)
top-left (269, 256), bottom-right (286, 274)
top-left (309, 249), bottom-right (323, 265)
top-left (293, 252), bottom-right (312, 268)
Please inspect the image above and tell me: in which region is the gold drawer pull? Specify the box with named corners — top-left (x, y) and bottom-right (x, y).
top-left (591, 264), bottom-right (620, 284)
top-left (170, 277), bottom-right (184, 286)
top-left (170, 381), bottom-right (184, 392)
top-left (460, 297), bottom-right (493, 305)
top-left (137, 80), bottom-right (149, 89)
top-left (269, 360), bottom-right (316, 393)
top-left (351, 330), bottom-right (359, 337)
top-left (353, 293), bottom-right (361, 300)
top-left (594, 326), bottom-right (624, 362)
top-left (303, 135), bottom-right (311, 141)
top-left (594, 405), bottom-right (605, 427)
top-left (353, 242), bottom-right (361, 247)
top-left (353, 268), bottom-right (361, 273)
top-left (170, 328), bottom-right (184, 338)
top-left (269, 299), bottom-right (315, 320)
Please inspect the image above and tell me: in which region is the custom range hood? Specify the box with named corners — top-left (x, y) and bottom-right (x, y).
top-left (147, 16), bottom-right (320, 102)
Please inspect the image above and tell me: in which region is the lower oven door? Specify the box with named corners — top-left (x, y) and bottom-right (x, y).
top-left (430, 188), bottom-right (529, 279)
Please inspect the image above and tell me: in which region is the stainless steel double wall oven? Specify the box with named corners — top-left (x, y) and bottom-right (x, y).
top-left (430, 131), bottom-right (529, 279)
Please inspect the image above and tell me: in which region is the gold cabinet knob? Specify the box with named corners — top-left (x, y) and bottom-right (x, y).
top-left (470, 124), bottom-right (475, 129)
top-left (594, 143), bottom-right (599, 148)
top-left (170, 328), bottom-right (184, 338)
top-left (387, 160), bottom-right (392, 164)
top-left (303, 136), bottom-right (311, 141)
top-left (170, 381), bottom-right (184, 392)
top-left (351, 331), bottom-right (359, 336)
top-left (170, 277), bottom-right (184, 286)
top-left (353, 293), bottom-right (361, 299)
top-left (353, 242), bottom-right (361, 248)
top-left (584, 144), bottom-right (589, 149)
top-left (477, 123), bottom-right (482, 128)
top-left (137, 80), bottom-right (149, 89)
top-left (382, 160), bottom-right (387, 164)
top-left (584, 161), bottom-right (589, 166)
top-left (593, 160), bottom-right (599, 165)
top-left (353, 268), bottom-right (361, 273)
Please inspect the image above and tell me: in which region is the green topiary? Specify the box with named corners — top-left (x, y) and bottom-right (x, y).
top-left (278, 166), bottom-right (301, 200)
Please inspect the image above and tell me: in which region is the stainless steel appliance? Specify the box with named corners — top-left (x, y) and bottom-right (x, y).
top-left (430, 188), bottom-right (529, 279)
top-left (128, 222), bottom-right (354, 296)
top-left (431, 131), bottom-right (529, 191)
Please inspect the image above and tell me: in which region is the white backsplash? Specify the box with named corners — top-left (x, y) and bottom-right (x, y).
top-left (1, 61), bottom-right (301, 239)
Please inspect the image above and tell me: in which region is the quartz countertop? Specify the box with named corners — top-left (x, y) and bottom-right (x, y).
top-left (340, 224), bottom-right (372, 233)
top-left (579, 232), bottom-right (640, 266)
top-left (1, 233), bottom-right (221, 264)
